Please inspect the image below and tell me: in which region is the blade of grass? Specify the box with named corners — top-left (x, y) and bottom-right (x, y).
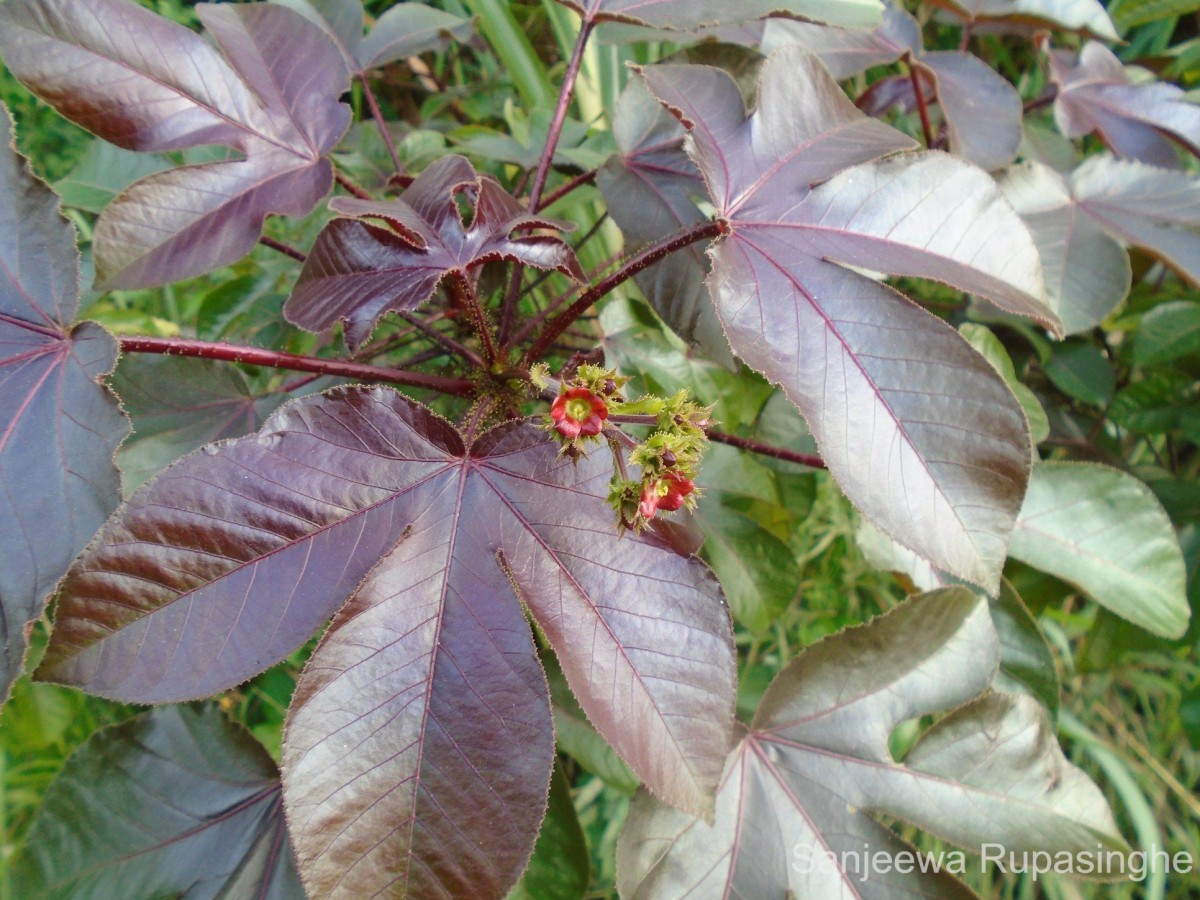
top-left (461, 0), bottom-right (555, 108)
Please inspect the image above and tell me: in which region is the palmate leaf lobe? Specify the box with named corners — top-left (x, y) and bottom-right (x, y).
top-left (9, 704), bottom-right (302, 898)
top-left (639, 46), bottom-right (1055, 589)
top-left (0, 0), bottom-right (352, 289)
top-left (37, 385), bottom-right (736, 896)
top-left (0, 104), bottom-right (127, 706)
top-left (617, 589), bottom-right (1128, 898)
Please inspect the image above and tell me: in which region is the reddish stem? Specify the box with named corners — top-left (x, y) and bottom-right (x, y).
top-left (358, 72), bottom-right (405, 177)
top-left (258, 235), bottom-right (307, 262)
top-left (499, 17), bottom-right (596, 342)
top-left (334, 170), bottom-right (373, 200)
top-left (536, 167), bottom-right (598, 212)
top-left (905, 56), bottom-right (935, 148)
top-left (706, 430), bottom-right (825, 469)
top-left (522, 219), bottom-right (727, 366)
top-left (119, 336), bottom-right (476, 397)
top-left (446, 274), bottom-right (498, 365)
top-left (396, 310), bottom-right (485, 367)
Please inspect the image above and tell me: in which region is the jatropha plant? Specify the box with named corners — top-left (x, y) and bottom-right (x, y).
top-left (0, 0), bottom-right (1194, 896)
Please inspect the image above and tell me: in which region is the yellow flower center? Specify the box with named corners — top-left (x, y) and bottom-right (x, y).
top-left (565, 398), bottom-right (592, 421)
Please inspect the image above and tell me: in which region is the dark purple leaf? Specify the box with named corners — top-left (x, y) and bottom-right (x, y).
top-left (597, 80), bottom-right (735, 367)
top-left (9, 704), bottom-right (302, 898)
top-left (285, 155), bottom-right (584, 349)
top-left (1002, 155), bottom-right (1200, 333)
top-left (0, 0), bottom-right (351, 289)
top-left (617, 589), bottom-right (1127, 898)
top-left (1046, 39), bottom-right (1200, 168)
top-left (0, 105), bottom-right (127, 705)
top-left (555, 0), bottom-right (883, 29)
top-left (929, 0), bottom-right (1117, 39)
top-left (271, 0), bottom-right (473, 74)
top-left (40, 386), bottom-right (735, 821)
top-left (640, 47), bottom-right (1051, 588)
top-left (764, 8), bottom-right (1022, 170)
top-left (110, 354), bottom-right (301, 492)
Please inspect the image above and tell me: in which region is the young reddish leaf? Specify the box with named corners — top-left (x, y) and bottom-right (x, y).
top-left (597, 80), bottom-right (735, 367)
top-left (617, 589), bottom-right (1128, 898)
top-left (764, 7), bottom-right (1023, 170)
top-left (1002, 155), bottom-right (1200, 333)
top-left (555, 0), bottom-right (883, 29)
top-left (0, 106), bottom-right (127, 704)
top-left (9, 704), bottom-right (301, 897)
top-left (285, 155), bottom-right (584, 349)
top-left (271, 0), bottom-right (473, 75)
top-left (0, 0), bottom-right (351, 289)
top-left (640, 47), bottom-right (1049, 588)
top-left (1045, 40), bottom-right (1200, 168)
top-left (42, 386), bottom-right (735, 815)
top-left (929, 0), bottom-right (1118, 39)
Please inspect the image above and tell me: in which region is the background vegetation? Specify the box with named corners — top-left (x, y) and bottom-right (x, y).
top-left (1, 0), bottom-right (1197, 897)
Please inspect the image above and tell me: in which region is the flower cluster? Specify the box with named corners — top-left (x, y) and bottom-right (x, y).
top-left (607, 389), bottom-right (711, 531)
top-left (540, 364), bottom-right (710, 531)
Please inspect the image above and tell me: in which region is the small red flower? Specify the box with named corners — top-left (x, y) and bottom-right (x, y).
top-left (639, 470), bottom-right (695, 519)
top-left (551, 387), bottom-right (608, 439)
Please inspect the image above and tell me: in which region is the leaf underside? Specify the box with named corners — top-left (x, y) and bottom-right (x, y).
top-left (617, 588), bottom-right (1127, 898)
top-left (640, 47), bottom-right (1052, 589)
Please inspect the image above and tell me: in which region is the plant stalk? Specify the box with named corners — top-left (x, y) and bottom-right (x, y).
top-left (358, 72), bottom-right (405, 177)
top-left (119, 336), bottom-right (476, 397)
top-left (521, 219), bottom-right (726, 365)
top-left (706, 430), bottom-right (826, 469)
top-left (905, 56), bottom-right (936, 148)
top-left (499, 16), bottom-right (596, 342)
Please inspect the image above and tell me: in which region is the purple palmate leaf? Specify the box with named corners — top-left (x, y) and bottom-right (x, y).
top-left (640, 47), bottom-right (1053, 588)
top-left (0, 0), bottom-right (351, 289)
top-left (1002, 155), bottom-right (1200, 334)
top-left (618, 589), bottom-right (1127, 898)
top-left (929, 0), bottom-right (1117, 40)
top-left (271, 0), bottom-right (473, 75)
top-left (285, 154), bottom-right (584, 349)
top-left (763, 5), bottom-right (1023, 171)
top-left (1045, 39), bottom-right (1200, 169)
top-left (0, 106), bottom-right (127, 705)
top-left (38, 386), bottom-right (735, 893)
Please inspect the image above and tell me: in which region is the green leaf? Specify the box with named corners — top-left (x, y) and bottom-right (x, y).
top-left (960, 323), bottom-right (1049, 446)
top-left (991, 580), bottom-right (1060, 716)
top-left (1009, 462), bottom-right (1190, 638)
top-left (1133, 300), bottom-right (1200, 366)
top-left (53, 139), bottom-right (171, 214)
top-left (1110, 0), bottom-right (1200, 29)
top-left (507, 762), bottom-right (590, 900)
top-left (697, 505), bottom-right (799, 633)
top-left (1044, 340), bottom-right (1115, 406)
